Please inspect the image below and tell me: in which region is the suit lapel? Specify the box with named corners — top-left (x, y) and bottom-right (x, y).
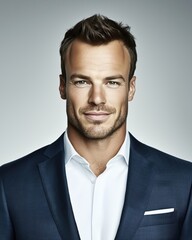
top-left (38, 135), bottom-right (80, 240)
top-left (115, 134), bottom-right (156, 240)
top-left (37, 133), bottom-right (156, 240)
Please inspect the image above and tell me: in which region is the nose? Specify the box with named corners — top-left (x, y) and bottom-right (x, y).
top-left (88, 84), bottom-right (106, 105)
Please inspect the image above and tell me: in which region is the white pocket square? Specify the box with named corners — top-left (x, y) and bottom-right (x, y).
top-left (144, 208), bottom-right (174, 216)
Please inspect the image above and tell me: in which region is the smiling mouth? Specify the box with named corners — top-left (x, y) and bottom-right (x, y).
top-left (84, 111), bottom-right (111, 122)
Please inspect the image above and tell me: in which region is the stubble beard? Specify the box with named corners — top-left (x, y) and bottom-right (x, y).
top-left (67, 104), bottom-right (128, 140)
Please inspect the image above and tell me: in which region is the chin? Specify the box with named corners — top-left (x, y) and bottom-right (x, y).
top-left (81, 125), bottom-right (121, 140)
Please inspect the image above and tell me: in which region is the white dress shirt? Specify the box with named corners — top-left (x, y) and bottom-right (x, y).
top-left (64, 131), bottom-right (130, 240)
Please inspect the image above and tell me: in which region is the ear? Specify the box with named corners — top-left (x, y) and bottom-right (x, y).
top-left (59, 75), bottom-right (66, 99)
top-left (128, 76), bottom-right (136, 101)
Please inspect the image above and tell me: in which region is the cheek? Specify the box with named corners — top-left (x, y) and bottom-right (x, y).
top-left (107, 91), bottom-right (128, 107)
top-left (66, 92), bottom-right (87, 112)
top-left (67, 87), bottom-right (89, 101)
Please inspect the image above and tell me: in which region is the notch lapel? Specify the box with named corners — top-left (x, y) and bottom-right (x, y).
top-left (38, 135), bottom-right (80, 240)
top-left (115, 134), bottom-right (156, 240)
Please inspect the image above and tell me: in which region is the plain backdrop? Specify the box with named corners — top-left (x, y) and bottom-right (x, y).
top-left (0, 0), bottom-right (191, 165)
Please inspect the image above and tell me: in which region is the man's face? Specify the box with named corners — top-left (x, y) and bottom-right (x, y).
top-left (60, 40), bottom-right (136, 140)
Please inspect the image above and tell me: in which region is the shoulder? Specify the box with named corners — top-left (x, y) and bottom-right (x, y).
top-left (0, 145), bottom-right (47, 182)
top-left (0, 133), bottom-right (64, 180)
top-left (129, 133), bottom-right (192, 176)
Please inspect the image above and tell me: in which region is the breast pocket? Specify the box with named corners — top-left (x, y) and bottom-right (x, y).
top-left (133, 211), bottom-right (179, 240)
top-left (140, 210), bottom-right (177, 227)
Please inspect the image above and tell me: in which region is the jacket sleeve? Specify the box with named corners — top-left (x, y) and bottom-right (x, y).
top-left (180, 183), bottom-right (192, 239)
top-left (0, 173), bottom-right (15, 240)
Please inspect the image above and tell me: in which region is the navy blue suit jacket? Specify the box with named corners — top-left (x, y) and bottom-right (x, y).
top-left (0, 133), bottom-right (192, 240)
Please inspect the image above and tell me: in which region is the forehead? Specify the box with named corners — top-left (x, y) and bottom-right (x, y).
top-left (65, 40), bottom-right (131, 75)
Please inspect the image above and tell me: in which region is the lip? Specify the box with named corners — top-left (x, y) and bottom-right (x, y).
top-left (84, 111), bottom-right (110, 122)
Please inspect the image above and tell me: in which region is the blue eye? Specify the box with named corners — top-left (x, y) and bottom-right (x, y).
top-left (74, 80), bottom-right (90, 87)
top-left (109, 81), bottom-right (119, 85)
top-left (107, 81), bottom-right (121, 88)
top-left (76, 80), bottom-right (86, 84)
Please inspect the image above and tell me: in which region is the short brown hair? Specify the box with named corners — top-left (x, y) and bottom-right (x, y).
top-left (60, 14), bottom-right (137, 80)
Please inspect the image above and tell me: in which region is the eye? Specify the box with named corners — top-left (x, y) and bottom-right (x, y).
top-left (107, 80), bottom-right (121, 88)
top-left (74, 80), bottom-right (90, 87)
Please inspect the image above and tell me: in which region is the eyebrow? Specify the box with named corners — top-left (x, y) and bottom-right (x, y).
top-left (105, 75), bottom-right (125, 81)
top-left (70, 74), bottom-right (91, 80)
top-left (70, 74), bottom-right (125, 81)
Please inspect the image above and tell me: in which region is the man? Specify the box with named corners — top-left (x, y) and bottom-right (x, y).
top-left (0, 14), bottom-right (192, 240)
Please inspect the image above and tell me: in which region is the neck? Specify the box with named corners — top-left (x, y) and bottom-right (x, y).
top-left (67, 125), bottom-right (126, 176)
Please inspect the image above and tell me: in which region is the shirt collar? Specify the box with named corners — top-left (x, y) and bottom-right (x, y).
top-left (114, 131), bottom-right (130, 165)
top-left (64, 131), bottom-right (82, 165)
top-left (64, 130), bottom-right (130, 166)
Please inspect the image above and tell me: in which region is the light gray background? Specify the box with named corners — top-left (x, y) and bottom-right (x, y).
top-left (0, 0), bottom-right (191, 165)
